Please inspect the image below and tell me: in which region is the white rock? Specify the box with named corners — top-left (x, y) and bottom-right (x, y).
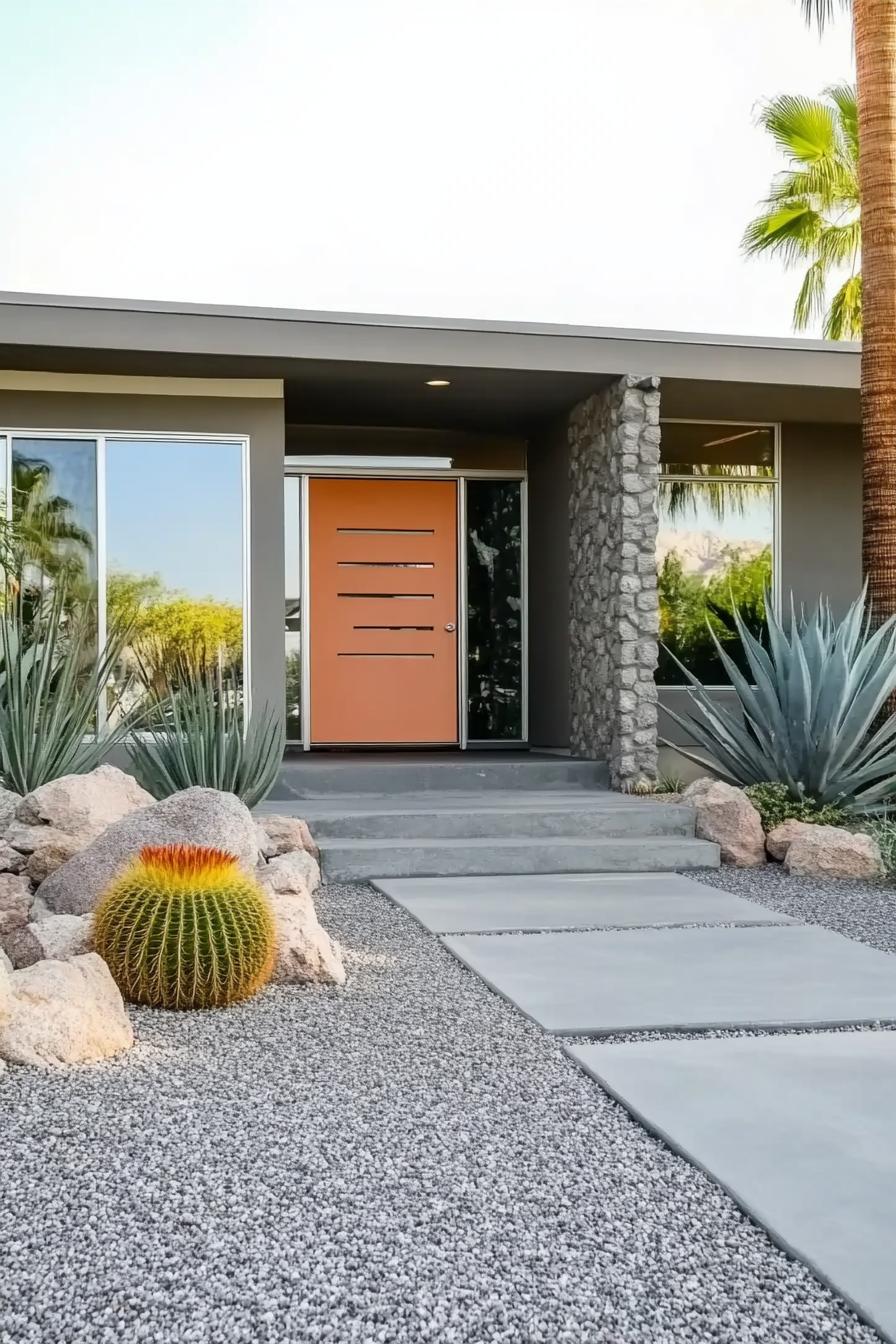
top-left (7, 913), bottom-right (94, 969)
top-left (766, 820), bottom-right (820, 862)
top-left (784, 826), bottom-right (884, 880)
top-left (28, 895), bottom-right (53, 923)
top-left (4, 822), bottom-right (57, 855)
top-left (0, 873), bottom-right (34, 936)
top-left (255, 821), bottom-right (277, 860)
top-left (39, 788), bottom-right (261, 916)
top-left (0, 953), bottom-right (133, 1068)
top-left (267, 889), bottom-right (345, 986)
top-left (257, 814), bottom-right (320, 861)
top-left (24, 833), bottom-right (86, 885)
top-left (0, 841), bottom-right (25, 873)
top-left (16, 765), bottom-right (153, 842)
top-left (0, 787), bottom-right (22, 834)
top-left (0, 959), bottom-right (9, 1076)
top-left (257, 849), bottom-right (321, 897)
top-left (681, 778), bottom-right (766, 867)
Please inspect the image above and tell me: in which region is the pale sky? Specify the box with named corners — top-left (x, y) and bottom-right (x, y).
top-left (0, 0), bottom-right (854, 337)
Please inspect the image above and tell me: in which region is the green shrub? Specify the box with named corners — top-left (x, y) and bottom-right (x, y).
top-left (660, 590), bottom-right (896, 814)
top-left (744, 782), bottom-right (851, 832)
top-left (127, 661), bottom-right (284, 808)
top-left (858, 817), bottom-right (896, 877)
top-left (94, 844), bottom-right (276, 1010)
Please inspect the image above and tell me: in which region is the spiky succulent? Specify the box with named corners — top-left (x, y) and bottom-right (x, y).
top-left (127, 661), bottom-right (284, 809)
top-left (661, 590), bottom-right (896, 813)
top-left (94, 844), bottom-right (276, 1010)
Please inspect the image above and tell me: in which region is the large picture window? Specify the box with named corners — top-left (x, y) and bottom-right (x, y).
top-left (2, 431), bottom-right (248, 714)
top-left (657, 421), bottom-right (777, 685)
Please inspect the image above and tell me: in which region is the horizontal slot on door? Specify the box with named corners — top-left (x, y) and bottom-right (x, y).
top-left (337, 652), bottom-right (435, 659)
top-left (338, 592), bottom-right (434, 599)
top-left (337, 527), bottom-right (434, 535)
top-left (337, 561), bottom-right (434, 569)
top-left (354, 625), bottom-right (435, 632)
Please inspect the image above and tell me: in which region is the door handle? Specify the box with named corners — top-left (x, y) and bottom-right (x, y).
top-left (444, 623), bottom-right (456, 632)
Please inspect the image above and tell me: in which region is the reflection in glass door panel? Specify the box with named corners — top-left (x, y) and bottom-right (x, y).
top-left (284, 476), bottom-right (302, 743)
top-left (466, 479), bottom-right (523, 741)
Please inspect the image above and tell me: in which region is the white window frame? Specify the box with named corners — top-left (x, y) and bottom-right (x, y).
top-left (0, 428), bottom-right (252, 725)
top-left (658, 418), bottom-right (781, 690)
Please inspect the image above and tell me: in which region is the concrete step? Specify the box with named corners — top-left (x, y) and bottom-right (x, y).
top-left (303, 798), bottom-right (695, 840)
top-left (320, 836), bottom-right (720, 882)
top-left (272, 754), bottom-right (609, 798)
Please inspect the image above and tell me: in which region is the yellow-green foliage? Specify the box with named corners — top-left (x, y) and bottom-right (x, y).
top-left (107, 571), bottom-right (243, 682)
top-left (94, 844), bottom-right (276, 1010)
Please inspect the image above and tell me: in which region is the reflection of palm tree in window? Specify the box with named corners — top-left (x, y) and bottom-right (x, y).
top-left (660, 470), bottom-right (774, 524)
top-left (11, 457), bottom-right (93, 588)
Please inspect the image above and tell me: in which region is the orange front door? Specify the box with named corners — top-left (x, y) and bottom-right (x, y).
top-left (309, 478), bottom-right (459, 744)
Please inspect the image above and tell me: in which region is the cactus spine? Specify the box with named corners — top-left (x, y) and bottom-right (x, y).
top-left (94, 844), bottom-right (276, 1010)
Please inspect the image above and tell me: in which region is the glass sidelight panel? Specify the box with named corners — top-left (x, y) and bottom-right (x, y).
top-left (466, 479), bottom-right (523, 740)
top-left (284, 476), bottom-right (302, 743)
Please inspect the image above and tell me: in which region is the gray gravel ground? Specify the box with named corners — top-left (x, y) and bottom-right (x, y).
top-left (694, 863), bottom-right (896, 954)
top-left (0, 878), bottom-right (884, 1344)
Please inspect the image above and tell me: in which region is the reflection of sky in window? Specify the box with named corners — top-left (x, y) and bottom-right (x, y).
top-left (12, 439), bottom-right (98, 578)
top-left (106, 440), bottom-right (243, 603)
top-left (658, 485), bottom-right (773, 544)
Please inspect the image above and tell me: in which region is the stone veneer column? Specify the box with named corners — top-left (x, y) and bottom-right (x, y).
top-left (568, 374), bottom-right (660, 789)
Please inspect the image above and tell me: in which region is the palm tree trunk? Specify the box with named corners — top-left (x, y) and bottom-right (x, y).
top-left (856, 0), bottom-right (896, 616)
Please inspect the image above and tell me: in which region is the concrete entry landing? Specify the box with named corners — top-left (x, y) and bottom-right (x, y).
top-left (567, 1032), bottom-right (896, 1342)
top-left (373, 872), bottom-right (793, 934)
top-left (442, 924), bottom-right (896, 1035)
top-left (265, 754), bottom-right (720, 880)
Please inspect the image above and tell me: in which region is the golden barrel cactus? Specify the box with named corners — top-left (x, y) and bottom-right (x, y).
top-left (94, 844), bottom-right (276, 1010)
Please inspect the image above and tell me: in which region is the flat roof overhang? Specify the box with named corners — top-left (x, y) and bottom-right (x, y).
top-left (0, 291), bottom-right (862, 432)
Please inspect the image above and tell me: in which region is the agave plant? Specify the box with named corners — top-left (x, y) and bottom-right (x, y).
top-left (0, 581), bottom-right (139, 794)
top-left (660, 590), bottom-right (896, 813)
top-left (127, 660), bottom-right (284, 808)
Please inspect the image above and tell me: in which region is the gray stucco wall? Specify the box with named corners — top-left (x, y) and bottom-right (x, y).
top-left (527, 416), bottom-right (570, 748)
top-left (779, 420), bottom-right (862, 612)
top-left (0, 388), bottom-right (286, 729)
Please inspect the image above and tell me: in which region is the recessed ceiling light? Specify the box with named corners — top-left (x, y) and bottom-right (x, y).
top-left (425, 378), bottom-right (451, 387)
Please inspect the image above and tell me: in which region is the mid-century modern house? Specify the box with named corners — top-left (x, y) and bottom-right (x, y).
top-left (0, 292), bottom-right (861, 788)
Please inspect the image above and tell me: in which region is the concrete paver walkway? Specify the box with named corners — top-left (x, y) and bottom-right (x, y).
top-left (377, 869), bottom-right (896, 1340)
top-left (568, 1032), bottom-right (896, 1343)
top-left (373, 871), bottom-right (794, 933)
top-left (442, 923), bottom-right (896, 1035)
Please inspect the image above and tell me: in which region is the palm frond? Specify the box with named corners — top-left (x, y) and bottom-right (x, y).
top-left (826, 81), bottom-right (859, 159)
top-left (742, 203), bottom-right (824, 263)
top-left (757, 93), bottom-right (838, 163)
top-left (800, 0), bottom-right (850, 31)
top-left (817, 218), bottom-right (861, 268)
top-left (824, 273), bottom-right (863, 340)
top-left (793, 259), bottom-right (830, 330)
top-left (745, 80), bottom-right (860, 339)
